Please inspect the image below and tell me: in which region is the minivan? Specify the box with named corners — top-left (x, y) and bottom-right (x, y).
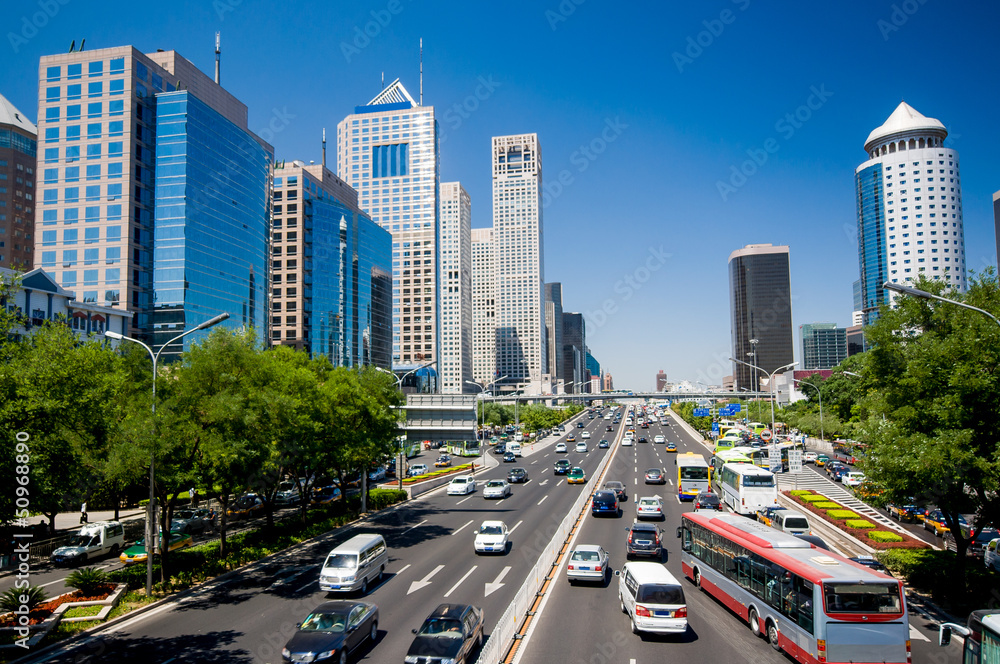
top-left (771, 510), bottom-right (811, 536)
top-left (50, 521), bottom-right (125, 566)
top-left (319, 533), bottom-right (388, 594)
top-left (508, 442), bottom-right (523, 457)
top-left (616, 562), bottom-right (688, 634)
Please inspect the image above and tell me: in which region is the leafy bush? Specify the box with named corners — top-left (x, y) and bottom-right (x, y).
top-left (868, 530), bottom-right (904, 543)
top-left (0, 585), bottom-right (48, 613)
top-left (826, 509), bottom-right (858, 519)
top-left (790, 490), bottom-right (813, 496)
top-left (845, 519), bottom-right (876, 529)
top-left (367, 489), bottom-right (407, 510)
top-left (65, 566), bottom-right (110, 595)
top-left (800, 494), bottom-right (829, 502)
top-left (814, 502), bottom-right (842, 510)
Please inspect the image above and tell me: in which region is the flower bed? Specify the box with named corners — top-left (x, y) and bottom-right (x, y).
top-left (785, 490), bottom-right (928, 550)
top-left (0, 584), bottom-right (116, 627)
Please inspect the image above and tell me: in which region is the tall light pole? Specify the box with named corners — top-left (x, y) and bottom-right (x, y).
top-left (796, 380), bottom-right (823, 443)
top-left (730, 357), bottom-right (799, 436)
top-left (748, 338), bottom-right (759, 420)
top-left (883, 281), bottom-right (1000, 329)
top-left (106, 312), bottom-right (230, 598)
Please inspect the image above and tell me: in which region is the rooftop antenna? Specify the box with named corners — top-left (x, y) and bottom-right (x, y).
top-left (214, 32), bottom-right (221, 85)
top-left (322, 128), bottom-right (327, 168)
top-left (419, 38), bottom-right (423, 106)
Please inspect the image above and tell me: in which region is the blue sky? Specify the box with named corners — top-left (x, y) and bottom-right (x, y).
top-left (5, 0), bottom-right (1000, 390)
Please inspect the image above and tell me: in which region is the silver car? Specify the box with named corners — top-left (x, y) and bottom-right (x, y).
top-left (567, 544), bottom-right (610, 584)
top-left (483, 479), bottom-right (512, 499)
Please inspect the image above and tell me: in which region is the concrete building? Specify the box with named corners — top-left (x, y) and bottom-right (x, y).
top-left (562, 312), bottom-right (585, 394)
top-left (471, 227), bottom-right (495, 385)
top-left (439, 182), bottom-right (472, 393)
top-left (544, 282), bottom-right (564, 390)
top-left (0, 94), bottom-right (36, 270)
top-left (492, 134), bottom-right (545, 392)
top-left (270, 161), bottom-right (392, 368)
top-left (800, 322), bottom-right (848, 370)
top-left (722, 375), bottom-right (734, 391)
top-left (656, 369), bottom-right (668, 392)
top-left (337, 79), bottom-right (440, 372)
top-left (729, 243), bottom-right (793, 391)
top-left (856, 102), bottom-right (966, 324)
top-left (603, 371), bottom-right (614, 391)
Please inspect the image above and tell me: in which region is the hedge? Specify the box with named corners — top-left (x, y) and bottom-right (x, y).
top-left (869, 530), bottom-right (904, 543)
top-left (827, 509), bottom-right (859, 519)
top-left (367, 489), bottom-right (408, 510)
top-left (845, 519), bottom-right (876, 529)
top-left (801, 494), bottom-right (829, 502)
top-left (785, 490), bottom-right (928, 551)
top-left (789, 490), bottom-right (813, 496)
top-left (814, 502), bottom-right (842, 510)
top-left (877, 547), bottom-right (1000, 614)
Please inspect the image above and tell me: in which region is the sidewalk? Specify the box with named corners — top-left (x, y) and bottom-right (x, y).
top-left (23, 508), bottom-right (147, 537)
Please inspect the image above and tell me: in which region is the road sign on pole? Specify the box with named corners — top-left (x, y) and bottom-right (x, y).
top-left (767, 445), bottom-right (782, 473)
top-left (788, 449), bottom-right (803, 474)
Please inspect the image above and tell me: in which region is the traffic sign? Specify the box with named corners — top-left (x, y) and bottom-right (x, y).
top-left (767, 445), bottom-right (782, 473)
top-left (731, 404), bottom-right (741, 413)
top-left (787, 450), bottom-right (803, 474)
top-left (711, 422), bottom-right (720, 433)
top-left (693, 408), bottom-right (710, 417)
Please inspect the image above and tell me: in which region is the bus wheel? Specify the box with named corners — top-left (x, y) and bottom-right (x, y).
top-left (749, 608), bottom-right (761, 637)
top-left (693, 569), bottom-right (702, 588)
top-left (767, 621), bottom-right (781, 651)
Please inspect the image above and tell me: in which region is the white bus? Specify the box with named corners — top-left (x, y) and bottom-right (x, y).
top-left (719, 463), bottom-right (778, 516)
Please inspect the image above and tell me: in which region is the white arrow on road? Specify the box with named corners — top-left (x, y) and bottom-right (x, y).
top-left (485, 566), bottom-right (512, 597)
top-left (539, 479), bottom-right (548, 486)
top-left (408, 564), bottom-right (445, 595)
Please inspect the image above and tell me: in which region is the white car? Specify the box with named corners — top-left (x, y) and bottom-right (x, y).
top-left (581, 431), bottom-right (591, 439)
top-left (653, 435), bottom-right (665, 444)
top-left (447, 476), bottom-right (477, 495)
top-left (575, 442), bottom-right (588, 453)
top-left (566, 544), bottom-right (610, 583)
top-left (622, 437), bottom-right (633, 447)
top-left (802, 452), bottom-right (818, 463)
top-left (408, 464), bottom-right (429, 477)
top-left (483, 479), bottom-right (512, 499)
top-left (368, 467), bottom-right (387, 481)
top-left (474, 520), bottom-right (510, 554)
top-left (555, 442), bottom-right (568, 453)
top-left (843, 472), bottom-right (866, 487)
top-left (636, 496), bottom-right (664, 520)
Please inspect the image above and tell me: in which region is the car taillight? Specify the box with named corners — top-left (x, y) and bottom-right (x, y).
top-left (595, 565), bottom-right (602, 572)
top-left (628, 532), bottom-right (634, 543)
top-left (568, 564), bottom-right (574, 570)
top-left (635, 605), bottom-right (652, 617)
top-left (817, 639), bottom-right (827, 663)
top-left (674, 607), bottom-right (687, 618)
top-left (906, 640), bottom-right (911, 663)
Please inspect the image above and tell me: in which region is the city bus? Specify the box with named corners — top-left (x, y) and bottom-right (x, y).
top-left (718, 463), bottom-right (778, 515)
top-left (748, 421), bottom-right (769, 435)
top-left (678, 512), bottom-right (911, 664)
top-left (731, 445), bottom-right (768, 468)
top-left (448, 440), bottom-right (481, 457)
top-left (676, 452), bottom-right (711, 501)
top-left (711, 449), bottom-right (753, 478)
top-left (403, 441), bottom-right (421, 459)
top-left (940, 610), bottom-right (1000, 664)
top-left (715, 433), bottom-right (745, 453)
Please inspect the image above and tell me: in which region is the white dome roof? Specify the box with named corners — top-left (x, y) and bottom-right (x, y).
top-left (0, 93), bottom-right (35, 135)
top-left (864, 102), bottom-right (945, 151)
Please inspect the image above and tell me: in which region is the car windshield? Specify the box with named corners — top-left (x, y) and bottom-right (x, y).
top-left (300, 610), bottom-right (348, 632)
top-left (451, 478), bottom-right (468, 484)
top-left (572, 550), bottom-right (601, 562)
top-left (486, 481), bottom-right (504, 488)
top-left (174, 510), bottom-right (195, 520)
top-left (570, 468), bottom-right (583, 474)
top-left (419, 618), bottom-right (464, 637)
top-left (637, 584), bottom-right (684, 604)
top-left (785, 518), bottom-right (809, 529)
top-left (480, 525), bottom-right (503, 535)
top-left (65, 535), bottom-right (96, 547)
top-left (323, 553), bottom-right (358, 569)
top-left (824, 582), bottom-right (902, 614)
top-left (605, 482), bottom-right (623, 490)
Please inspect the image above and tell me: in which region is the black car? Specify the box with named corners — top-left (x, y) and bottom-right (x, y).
top-left (282, 601), bottom-right (378, 663)
top-left (406, 604), bottom-right (484, 664)
top-left (507, 467), bottom-right (528, 483)
top-left (626, 522), bottom-right (662, 560)
top-left (591, 490), bottom-right (621, 517)
top-left (606, 425), bottom-right (614, 432)
top-left (553, 459), bottom-right (571, 475)
top-left (968, 528), bottom-right (1000, 559)
top-left (493, 443), bottom-right (507, 455)
top-left (598, 439), bottom-right (610, 449)
top-left (637, 437), bottom-right (648, 444)
top-left (603, 481), bottom-right (627, 502)
top-left (502, 452), bottom-right (516, 463)
top-left (693, 491), bottom-right (721, 511)
top-left (577, 422), bottom-right (585, 428)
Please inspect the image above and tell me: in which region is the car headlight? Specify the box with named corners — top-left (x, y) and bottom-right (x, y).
top-left (317, 649), bottom-right (336, 660)
top-left (342, 575), bottom-right (355, 582)
top-left (442, 659), bottom-right (457, 664)
top-left (404, 657), bottom-right (420, 664)
top-left (281, 648), bottom-right (291, 658)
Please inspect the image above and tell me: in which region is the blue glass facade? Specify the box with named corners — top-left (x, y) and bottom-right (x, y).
top-left (152, 91), bottom-right (272, 358)
top-left (855, 163), bottom-right (886, 324)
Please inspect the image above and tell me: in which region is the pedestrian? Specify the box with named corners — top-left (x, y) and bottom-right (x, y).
top-left (80, 502), bottom-right (88, 525)
top-left (190, 487), bottom-right (198, 507)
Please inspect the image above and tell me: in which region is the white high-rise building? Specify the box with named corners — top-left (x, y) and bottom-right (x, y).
top-left (492, 134), bottom-right (545, 392)
top-left (337, 79), bottom-right (440, 371)
top-left (439, 182), bottom-right (472, 393)
top-left (856, 102), bottom-right (966, 322)
top-left (471, 227), bottom-right (495, 385)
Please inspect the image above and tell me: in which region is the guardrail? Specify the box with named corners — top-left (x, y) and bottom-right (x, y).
top-left (475, 432), bottom-right (617, 664)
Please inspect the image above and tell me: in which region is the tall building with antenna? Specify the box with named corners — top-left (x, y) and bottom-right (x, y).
top-left (337, 78), bottom-right (440, 377)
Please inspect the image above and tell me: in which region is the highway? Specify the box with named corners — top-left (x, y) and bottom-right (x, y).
top-left (16, 404), bottom-right (965, 664)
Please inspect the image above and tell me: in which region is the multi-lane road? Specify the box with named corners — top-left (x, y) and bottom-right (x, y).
top-left (18, 405), bottom-right (963, 664)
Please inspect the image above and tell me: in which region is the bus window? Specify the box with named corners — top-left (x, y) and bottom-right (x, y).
top-left (824, 582), bottom-right (901, 614)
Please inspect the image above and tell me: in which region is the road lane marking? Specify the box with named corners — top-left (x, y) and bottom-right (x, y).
top-left (668, 479), bottom-right (674, 486)
top-left (457, 495), bottom-right (474, 505)
top-left (909, 624), bottom-right (931, 642)
top-left (402, 519), bottom-right (427, 534)
top-left (39, 577), bottom-right (69, 588)
top-left (556, 480), bottom-right (564, 487)
top-left (538, 495), bottom-right (548, 506)
top-left (509, 520), bottom-right (524, 534)
top-left (444, 565), bottom-right (478, 598)
top-left (485, 566), bottom-right (512, 597)
top-left (396, 563), bottom-right (412, 575)
top-left (540, 479), bottom-right (548, 486)
top-left (452, 519), bottom-right (474, 536)
top-left (531, 460), bottom-right (538, 464)
top-left (295, 578), bottom-right (316, 593)
top-left (408, 564), bottom-right (446, 594)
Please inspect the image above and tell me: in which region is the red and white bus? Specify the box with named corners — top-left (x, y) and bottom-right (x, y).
top-left (678, 512), bottom-right (911, 664)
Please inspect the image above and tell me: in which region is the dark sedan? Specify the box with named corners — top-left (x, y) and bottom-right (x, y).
top-left (502, 452), bottom-right (516, 463)
top-left (282, 600), bottom-right (378, 663)
top-left (406, 603), bottom-right (483, 664)
top-left (553, 459), bottom-right (571, 475)
top-left (507, 467), bottom-right (528, 483)
top-left (170, 508), bottom-right (215, 536)
top-left (693, 491), bottom-right (722, 511)
top-left (603, 481), bottom-right (627, 502)
top-left (493, 444), bottom-right (507, 455)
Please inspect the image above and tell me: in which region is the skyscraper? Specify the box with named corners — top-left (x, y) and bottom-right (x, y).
top-left (993, 190), bottom-right (1000, 271)
top-left (439, 182), bottom-right (472, 393)
top-left (856, 102), bottom-right (966, 323)
top-left (270, 161), bottom-right (392, 368)
top-left (544, 282), bottom-right (564, 388)
top-left (492, 134), bottom-right (545, 392)
top-left (471, 227), bottom-right (495, 385)
top-left (337, 79), bottom-right (440, 372)
top-left (729, 243), bottom-right (793, 391)
top-left (562, 312), bottom-right (585, 394)
top-left (0, 93), bottom-right (36, 270)
top-left (656, 370), bottom-right (668, 392)
top-left (800, 323), bottom-right (848, 370)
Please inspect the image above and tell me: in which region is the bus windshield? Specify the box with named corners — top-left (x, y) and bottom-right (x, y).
top-left (824, 582), bottom-right (902, 614)
top-left (741, 475), bottom-right (775, 487)
top-left (681, 467), bottom-right (709, 480)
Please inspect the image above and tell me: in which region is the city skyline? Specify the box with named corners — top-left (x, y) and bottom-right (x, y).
top-left (4, 1), bottom-right (1000, 388)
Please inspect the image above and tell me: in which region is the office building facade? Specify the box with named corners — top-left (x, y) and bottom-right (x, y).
top-left (856, 102), bottom-right (966, 323)
top-left (544, 282), bottom-right (564, 389)
top-left (562, 312), bottom-right (585, 394)
top-left (439, 182), bottom-right (472, 393)
top-left (471, 227), bottom-right (495, 385)
top-left (271, 161), bottom-right (392, 368)
top-left (846, 324), bottom-right (865, 356)
top-left (337, 80), bottom-right (440, 372)
top-left (729, 243), bottom-right (793, 391)
top-left (800, 322), bottom-right (848, 370)
top-left (656, 369), bottom-right (668, 392)
top-left (492, 134), bottom-right (545, 391)
top-left (0, 94), bottom-right (36, 270)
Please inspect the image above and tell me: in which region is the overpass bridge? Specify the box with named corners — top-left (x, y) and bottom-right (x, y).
top-left (487, 391), bottom-right (772, 405)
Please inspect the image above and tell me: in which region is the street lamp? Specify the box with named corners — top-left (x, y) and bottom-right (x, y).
top-left (105, 312), bottom-right (230, 598)
top-left (729, 357), bottom-right (799, 436)
top-left (883, 281), bottom-right (1000, 329)
top-left (796, 380), bottom-right (823, 443)
top-left (748, 338), bottom-right (759, 420)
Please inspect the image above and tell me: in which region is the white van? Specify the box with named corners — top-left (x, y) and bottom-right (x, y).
top-left (508, 442), bottom-right (523, 457)
top-left (319, 533), bottom-right (388, 594)
top-left (50, 521), bottom-right (126, 566)
top-left (617, 562), bottom-right (688, 634)
top-left (985, 538), bottom-right (1000, 572)
top-left (771, 510), bottom-right (811, 536)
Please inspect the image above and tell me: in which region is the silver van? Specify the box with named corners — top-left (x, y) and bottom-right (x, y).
top-left (772, 510), bottom-right (811, 536)
top-left (616, 562), bottom-right (688, 635)
top-left (319, 533), bottom-right (388, 594)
